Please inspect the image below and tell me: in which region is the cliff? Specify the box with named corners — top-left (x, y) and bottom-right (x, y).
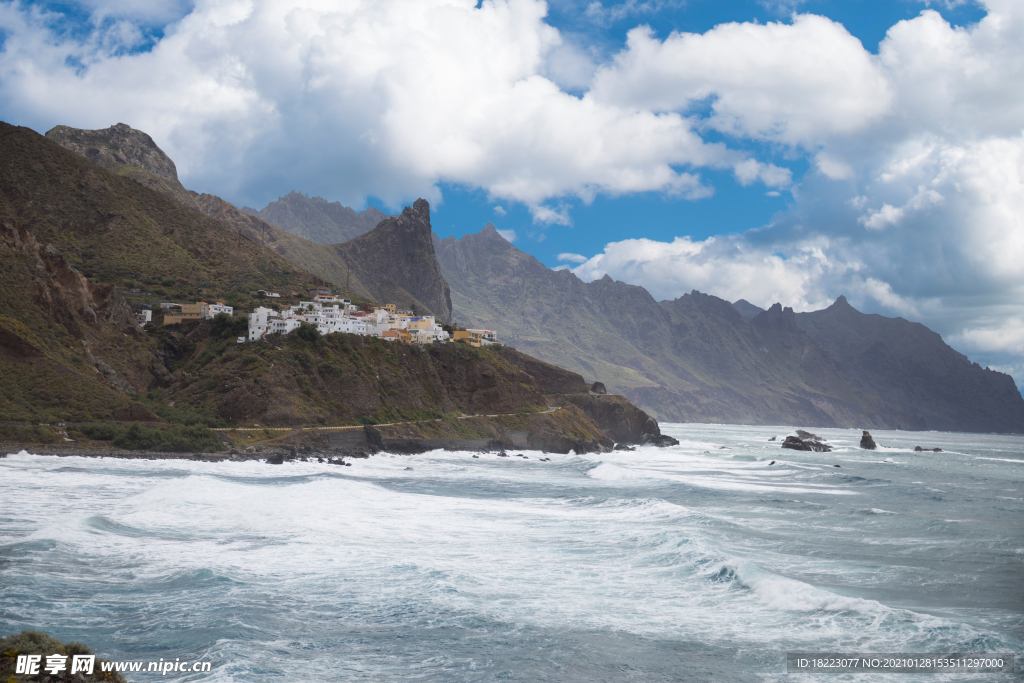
top-left (436, 223), bottom-right (1021, 433)
top-left (334, 199), bottom-right (453, 321)
top-left (796, 296), bottom-right (1024, 433)
top-left (47, 123), bottom-right (450, 315)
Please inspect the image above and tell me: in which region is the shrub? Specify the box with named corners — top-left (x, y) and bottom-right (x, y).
top-left (210, 312), bottom-right (248, 340)
top-left (112, 423), bottom-right (225, 452)
top-left (296, 321), bottom-right (320, 344)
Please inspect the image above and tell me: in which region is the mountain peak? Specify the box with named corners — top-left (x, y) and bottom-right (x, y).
top-left (46, 122), bottom-right (180, 186)
top-left (752, 302), bottom-right (798, 330)
top-left (833, 295), bottom-right (851, 307)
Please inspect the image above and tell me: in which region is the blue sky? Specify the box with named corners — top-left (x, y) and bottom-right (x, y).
top-left (1, 0), bottom-right (1023, 387)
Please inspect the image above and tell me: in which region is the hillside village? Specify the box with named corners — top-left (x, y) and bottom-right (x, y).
top-left (145, 288), bottom-right (498, 348)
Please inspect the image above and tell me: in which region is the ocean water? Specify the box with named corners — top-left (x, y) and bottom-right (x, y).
top-left (1, 424), bottom-right (1022, 681)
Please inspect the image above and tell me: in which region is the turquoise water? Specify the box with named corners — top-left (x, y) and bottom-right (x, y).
top-left (1, 424), bottom-right (1022, 681)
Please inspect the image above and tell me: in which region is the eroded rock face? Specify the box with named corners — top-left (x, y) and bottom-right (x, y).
top-left (860, 430), bottom-right (877, 450)
top-left (591, 381), bottom-right (607, 394)
top-left (782, 436), bottom-right (812, 451)
top-left (555, 394), bottom-right (678, 446)
top-left (782, 430), bottom-right (833, 452)
top-left (335, 199), bottom-right (453, 322)
top-left (47, 123), bottom-right (180, 182)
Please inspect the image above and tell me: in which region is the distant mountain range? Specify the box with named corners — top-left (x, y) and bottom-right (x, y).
top-left (38, 122), bottom-right (1024, 433)
top-left (242, 192), bottom-right (390, 244)
top-left (433, 224), bottom-right (1024, 433)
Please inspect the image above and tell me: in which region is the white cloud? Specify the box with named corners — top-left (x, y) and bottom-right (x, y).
top-left (493, 205), bottom-right (506, 216)
top-left (496, 228), bottom-right (517, 242)
top-left (0, 0), bottom-right (809, 214)
top-left (531, 204), bottom-right (572, 226)
top-left (589, 14), bottom-right (893, 147)
top-left (558, 252), bottom-right (588, 263)
top-left (951, 318), bottom-right (1024, 354)
top-left (2, 0), bottom-right (1024, 380)
top-left (814, 152), bottom-right (854, 180)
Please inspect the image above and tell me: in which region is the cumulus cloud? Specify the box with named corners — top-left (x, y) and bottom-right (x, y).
top-left (493, 205), bottom-right (507, 216)
top-left (1, 0), bottom-right (1023, 383)
top-left (0, 0), bottom-right (791, 216)
top-left (496, 228), bottom-right (518, 242)
top-left (558, 252), bottom-right (588, 263)
top-left (589, 14), bottom-right (893, 147)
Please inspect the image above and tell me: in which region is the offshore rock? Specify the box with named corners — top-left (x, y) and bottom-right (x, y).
top-left (860, 430), bottom-right (878, 450)
top-left (782, 431), bottom-right (833, 452)
top-left (782, 436), bottom-right (812, 451)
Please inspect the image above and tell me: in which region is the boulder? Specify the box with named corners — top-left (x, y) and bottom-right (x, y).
top-left (782, 435), bottom-right (812, 451)
top-left (781, 431), bottom-right (832, 452)
top-left (860, 430), bottom-right (877, 450)
top-left (590, 381), bottom-right (607, 394)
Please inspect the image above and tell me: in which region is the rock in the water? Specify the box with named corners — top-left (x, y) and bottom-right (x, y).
top-left (914, 446), bottom-right (923, 452)
top-left (768, 460), bottom-right (776, 465)
top-left (591, 381), bottom-right (607, 394)
top-left (781, 432), bottom-right (833, 452)
top-left (782, 436), bottom-right (812, 451)
top-left (768, 436), bottom-right (776, 441)
top-left (643, 433), bottom-right (680, 447)
top-left (860, 430), bottom-right (877, 450)
top-left (266, 453), bottom-right (285, 465)
top-left (915, 445), bottom-right (943, 452)
top-left (833, 464), bottom-right (841, 467)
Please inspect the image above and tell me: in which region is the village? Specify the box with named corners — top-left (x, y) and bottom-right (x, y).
top-left (143, 287), bottom-right (498, 347)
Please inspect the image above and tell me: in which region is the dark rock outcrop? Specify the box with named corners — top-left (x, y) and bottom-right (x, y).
top-left (591, 381), bottom-right (607, 394)
top-left (782, 436), bottom-right (811, 451)
top-left (554, 394), bottom-right (674, 446)
top-left (914, 445), bottom-right (943, 452)
top-left (335, 199), bottom-right (453, 321)
top-left (860, 430), bottom-right (877, 450)
top-left (782, 431), bottom-right (832, 452)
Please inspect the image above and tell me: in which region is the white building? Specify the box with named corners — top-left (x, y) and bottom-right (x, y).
top-left (204, 302), bottom-right (234, 318)
top-left (248, 306), bottom-right (280, 341)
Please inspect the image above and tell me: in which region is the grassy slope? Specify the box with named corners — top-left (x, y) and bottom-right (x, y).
top-left (153, 319), bottom-right (550, 426)
top-left (0, 123), bottom-right (321, 301)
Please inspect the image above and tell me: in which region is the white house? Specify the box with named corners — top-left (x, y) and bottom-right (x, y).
top-left (248, 306), bottom-right (280, 341)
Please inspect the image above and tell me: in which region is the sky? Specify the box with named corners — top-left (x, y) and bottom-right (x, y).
top-left (1, 0), bottom-right (1023, 388)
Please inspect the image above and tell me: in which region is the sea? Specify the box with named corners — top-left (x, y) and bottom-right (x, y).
top-left (1, 424), bottom-right (1022, 681)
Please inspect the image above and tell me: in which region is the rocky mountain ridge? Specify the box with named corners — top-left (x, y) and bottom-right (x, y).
top-left (435, 224), bottom-right (1024, 433)
top-left (242, 191), bottom-right (390, 244)
top-left (46, 123), bottom-right (449, 318)
top-left (4, 119), bottom-right (662, 455)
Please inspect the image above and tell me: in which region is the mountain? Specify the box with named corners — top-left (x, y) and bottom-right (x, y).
top-left (242, 191), bottom-right (390, 244)
top-left (44, 123), bottom-right (202, 211)
top-left (46, 123), bottom-right (450, 316)
top-left (0, 121), bottom-right (334, 420)
top-left (334, 199), bottom-right (453, 321)
top-left (795, 296), bottom-right (1024, 432)
top-left (1, 120), bottom-right (639, 451)
top-left (733, 299), bottom-right (765, 321)
top-left (435, 224), bottom-right (1024, 432)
